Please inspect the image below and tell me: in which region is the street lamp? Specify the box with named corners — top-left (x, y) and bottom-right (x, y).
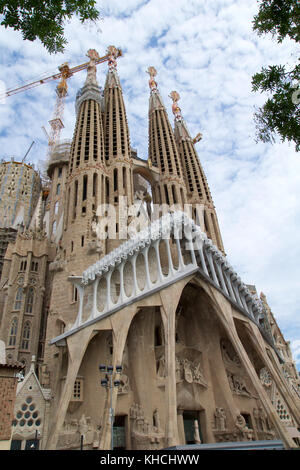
top-left (99, 364), bottom-right (122, 450)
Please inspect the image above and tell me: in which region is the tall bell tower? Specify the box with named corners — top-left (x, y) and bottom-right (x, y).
top-left (147, 67), bottom-right (187, 209)
top-left (170, 91), bottom-right (224, 253)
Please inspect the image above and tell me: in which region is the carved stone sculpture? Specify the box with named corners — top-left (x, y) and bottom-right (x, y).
top-left (129, 403), bottom-right (164, 450)
top-left (174, 356), bottom-right (208, 387)
top-left (214, 407), bottom-right (227, 431)
top-left (118, 373), bottom-right (130, 394)
top-left (226, 371), bottom-right (254, 398)
top-left (221, 339), bottom-right (241, 367)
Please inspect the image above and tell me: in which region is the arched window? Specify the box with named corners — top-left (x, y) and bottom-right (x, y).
top-left (9, 318), bottom-right (18, 346)
top-left (21, 321), bottom-right (31, 350)
top-left (56, 183), bottom-right (61, 195)
top-left (14, 287), bottom-right (23, 310)
top-left (25, 288), bottom-right (34, 314)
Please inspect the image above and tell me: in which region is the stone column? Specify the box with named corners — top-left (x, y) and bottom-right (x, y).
top-left (46, 327), bottom-right (94, 449)
top-left (159, 279), bottom-right (190, 447)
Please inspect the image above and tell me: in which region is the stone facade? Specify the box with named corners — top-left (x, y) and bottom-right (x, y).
top-left (0, 48), bottom-right (299, 450)
top-left (0, 340), bottom-right (23, 449)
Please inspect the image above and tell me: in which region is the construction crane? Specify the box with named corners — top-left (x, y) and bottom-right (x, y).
top-left (2, 46), bottom-right (122, 159)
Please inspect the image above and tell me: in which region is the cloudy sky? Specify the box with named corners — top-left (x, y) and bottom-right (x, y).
top-left (0, 0), bottom-right (299, 368)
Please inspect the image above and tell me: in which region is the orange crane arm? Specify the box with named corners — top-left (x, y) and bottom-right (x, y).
top-left (4, 53), bottom-right (111, 98)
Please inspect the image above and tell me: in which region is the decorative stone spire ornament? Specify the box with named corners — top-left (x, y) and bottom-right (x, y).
top-left (105, 46), bottom-right (122, 89)
top-left (85, 49), bottom-right (100, 86)
top-left (169, 91), bottom-right (182, 121)
top-left (146, 66), bottom-right (158, 93)
top-left (107, 45), bottom-right (122, 71)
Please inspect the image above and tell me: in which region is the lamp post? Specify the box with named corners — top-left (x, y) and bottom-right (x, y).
top-left (99, 364), bottom-right (122, 450)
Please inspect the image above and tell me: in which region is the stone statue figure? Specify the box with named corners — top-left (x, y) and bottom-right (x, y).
top-left (214, 407), bottom-right (227, 431)
top-left (153, 408), bottom-right (160, 431)
top-left (157, 355), bottom-right (166, 377)
top-left (235, 414), bottom-right (247, 431)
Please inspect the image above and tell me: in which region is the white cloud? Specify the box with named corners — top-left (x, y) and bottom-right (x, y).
top-left (0, 0), bottom-right (299, 369)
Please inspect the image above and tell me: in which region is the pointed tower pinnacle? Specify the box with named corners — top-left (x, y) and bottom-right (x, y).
top-left (147, 67), bottom-right (187, 208)
top-left (170, 92), bottom-right (224, 253)
top-left (64, 49), bottom-right (106, 262)
top-left (103, 46), bottom-right (134, 252)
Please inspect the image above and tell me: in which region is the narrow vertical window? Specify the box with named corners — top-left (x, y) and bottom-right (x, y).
top-left (14, 287), bottom-right (23, 310)
top-left (9, 318), bottom-right (18, 346)
top-left (82, 175), bottom-right (88, 201)
top-left (56, 183), bottom-right (61, 195)
top-left (73, 180), bottom-right (78, 219)
top-left (172, 185), bottom-right (177, 204)
top-left (123, 167), bottom-right (127, 191)
top-left (114, 168), bottom-right (118, 192)
top-left (93, 173), bottom-right (97, 198)
top-left (21, 321), bottom-right (31, 350)
top-left (25, 288), bottom-right (34, 314)
top-left (106, 178), bottom-right (110, 204)
top-left (164, 185), bottom-right (170, 205)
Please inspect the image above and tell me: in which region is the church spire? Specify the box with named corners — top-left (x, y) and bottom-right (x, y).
top-left (170, 92), bottom-right (225, 253)
top-left (103, 46), bottom-right (134, 252)
top-left (147, 67), bottom-right (186, 208)
top-left (69, 49), bottom-right (105, 175)
top-left (64, 49), bottom-right (107, 259)
top-left (103, 46), bottom-right (132, 168)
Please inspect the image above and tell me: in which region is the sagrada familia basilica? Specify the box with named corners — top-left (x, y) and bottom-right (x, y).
top-left (0, 46), bottom-right (299, 450)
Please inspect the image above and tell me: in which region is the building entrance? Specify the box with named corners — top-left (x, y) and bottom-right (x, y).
top-left (183, 411), bottom-right (203, 444)
top-left (113, 415), bottom-right (126, 450)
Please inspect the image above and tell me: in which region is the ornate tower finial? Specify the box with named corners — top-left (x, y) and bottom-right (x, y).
top-left (85, 49), bottom-right (100, 85)
top-left (107, 45), bottom-right (122, 71)
top-left (169, 90), bottom-right (182, 121)
top-left (146, 66), bottom-right (158, 92)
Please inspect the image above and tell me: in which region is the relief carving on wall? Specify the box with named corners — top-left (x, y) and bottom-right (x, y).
top-left (58, 414), bottom-right (99, 450)
top-left (282, 364), bottom-right (300, 399)
top-left (156, 352), bottom-right (207, 388)
top-left (259, 367), bottom-right (272, 388)
top-left (253, 407), bottom-right (275, 440)
top-left (118, 373), bottom-right (130, 394)
top-left (221, 339), bottom-right (241, 367)
top-left (226, 371), bottom-right (256, 398)
top-left (129, 403), bottom-right (164, 450)
top-left (221, 338), bottom-right (256, 399)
